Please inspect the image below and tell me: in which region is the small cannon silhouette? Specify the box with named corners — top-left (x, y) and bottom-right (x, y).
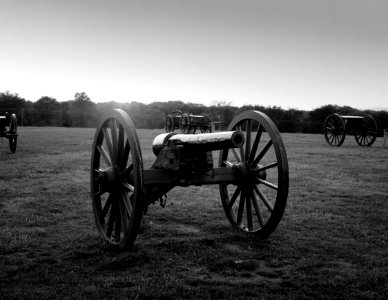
top-left (324, 113), bottom-right (378, 146)
top-left (91, 109), bottom-right (289, 249)
top-left (165, 110), bottom-right (212, 134)
top-left (0, 112), bottom-right (18, 153)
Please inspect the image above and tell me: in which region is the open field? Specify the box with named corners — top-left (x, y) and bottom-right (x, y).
top-left (1, 126), bottom-right (387, 299)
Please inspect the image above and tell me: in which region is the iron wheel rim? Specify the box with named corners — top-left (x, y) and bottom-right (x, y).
top-left (219, 110), bottom-right (289, 237)
top-left (90, 109), bottom-right (144, 249)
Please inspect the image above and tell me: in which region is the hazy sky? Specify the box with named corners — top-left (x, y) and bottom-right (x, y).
top-left (1, 0), bottom-right (387, 110)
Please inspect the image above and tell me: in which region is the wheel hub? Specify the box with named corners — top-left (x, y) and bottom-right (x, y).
top-left (100, 166), bottom-right (120, 193)
top-left (234, 162), bottom-right (266, 185)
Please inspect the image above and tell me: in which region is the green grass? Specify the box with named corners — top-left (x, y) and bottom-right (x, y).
top-left (0, 127), bottom-right (387, 299)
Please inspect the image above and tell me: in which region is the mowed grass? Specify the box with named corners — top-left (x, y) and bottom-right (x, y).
top-left (0, 126), bottom-right (387, 299)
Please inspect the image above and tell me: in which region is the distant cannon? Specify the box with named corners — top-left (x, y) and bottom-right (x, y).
top-left (165, 110), bottom-right (183, 133)
top-left (324, 113), bottom-right (378, 146)
top-left (91, 109), bottom-right (289, 249)
top-left (165, 111), bottom-right (212, 134)
top-left (0, 112), bottom-right (18, 153)
top-left (180, 113), bottom-right (212, 134)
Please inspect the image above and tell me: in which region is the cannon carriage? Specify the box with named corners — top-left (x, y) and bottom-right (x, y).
top-left (324, 113), bottom-right (378, 147)
top-left (91, 109), bottom-right (288, 249)
top-left (165, 111), bottom-right (212, 134)
top-left (0, 112), bottom-right (18, 153)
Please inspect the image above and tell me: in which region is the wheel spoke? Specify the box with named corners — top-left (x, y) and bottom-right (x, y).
top-left (100, 194), bottom-right (113, 223)
top-left (121, 182), bottom-right (134, 193)
top-left (329, 134), bottom-right (335, 144)
top-left (103, 127), bottom-right (115, 164)
top-left (253, 185), bottom-right (274, 212)
top-left (94, 188), bottom-right (106, 198)
top-left (117, 123), bottom-right (124, 164)
top-left (114, 201), bottom-right (122, 241)
top-left (231, 148), bottom-right (242, 163)
top-left (245, 189), bottom-right (253, 231)
top-left (121, 190), bottom-right (133, 217)
top-left (227, 186), bottom-right (241, 210)
top-left (118, 195), bottom-right (128, 234)
top-left (120, 163), bottom-right (134, 179)
top-left (120, 141), bottom-right (130, 170)
top-left (251, 140), bottom-right (273, 166)
top-left (110, 120), bottom-right (119, 163)
top-left (248, 124), bottom-right (263, 164)
top-left (245, 119), bottom-right (252, 162)
top-left (97, 145), bottom-right (112, 166)
top-left (258, 179), bottom-right (278, 190)
top-left (236, 190), bottom-right (246, 225)
top-left (106, 197), bottom-right (116, 237)
top-left (251, 190), bottom-right (264, 227)
top-left (253, 162), bottom-right (278, 173)
top-left (223, 160), bottom-right (234, 167)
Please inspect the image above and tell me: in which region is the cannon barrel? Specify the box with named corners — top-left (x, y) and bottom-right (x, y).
top-left (152, 131), bottom-right (245, 156)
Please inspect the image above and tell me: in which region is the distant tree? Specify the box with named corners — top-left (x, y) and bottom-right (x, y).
top-left (221, 108), bottom-right (235, 130)
top-left (371, 110), bottom-right (388, 136)
top-left (210, 100), bottom-right (235, 130)
top-left (144, 107), bottom-right (165, 129)
top-left (61, 101), bottom-right (72, 127)
top-left (212, 100), bottom-right (232, 108)
top-left (150, 101), bottom-right (186, 115)
top-left (74, 92), bottom-right (91, 102)
top-left (278, 109), bottom-right (304, 133)
top-left (122, 101), bottom-right (148, 128)
top-left (34, 96), bottom-right (61, 126)
top-left (70, 92), bottom-right (98, 127)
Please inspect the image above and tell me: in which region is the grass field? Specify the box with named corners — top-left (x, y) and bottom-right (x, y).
top-left (0, 126), bottom-right (387, 299)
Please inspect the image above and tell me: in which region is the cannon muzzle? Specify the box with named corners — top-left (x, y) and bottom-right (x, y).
top-left (152, 131), bottom-right (245, 156)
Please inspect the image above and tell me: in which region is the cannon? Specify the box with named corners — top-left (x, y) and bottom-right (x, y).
top-left (165, 110), bottom-right (183, 133)
top-left (180, 113), bottom-right (212, 134)
top-left (91, 109), bottom-right (289, 249)
top-left (324, 113), bottom-right (378, 147)
top-left (165, 110), bottom-right (212, 134)
top-left (0, 112), bottom-right (18, 153)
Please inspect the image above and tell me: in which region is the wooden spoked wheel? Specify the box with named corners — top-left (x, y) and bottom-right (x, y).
top-left (189, 125), bottom-right (197, 134)
top-left (219, 111), bottom-right (289, 238)
top-left (8, 114), bottom-right (17, 153)
top-left (8, 137), bottom-right (17, 153)
top-left (180, 113), bottom-right (190, 134)
top-left (200, 115), bottom-right (212, 133)
top-left (355, 115), bottom-right (378, 146)
top-left (91, 109), bottom-right (144, 249)
top-left (165, 115), bottom-right (174, 132)
top-left (324, 113), bottom-right (346, 146)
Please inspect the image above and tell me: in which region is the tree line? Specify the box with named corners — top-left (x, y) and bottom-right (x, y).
top-left (1, 91), bottom-right (387, 134)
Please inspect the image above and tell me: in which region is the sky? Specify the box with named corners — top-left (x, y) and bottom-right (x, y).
top-left (1, 0), bottom-right (387, 111)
